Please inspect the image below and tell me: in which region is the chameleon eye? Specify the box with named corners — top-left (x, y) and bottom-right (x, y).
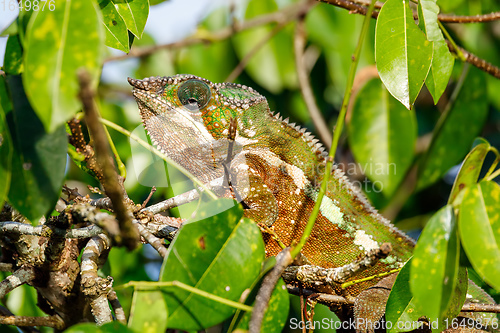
top-left (177, 79), bottom-right (211, 112)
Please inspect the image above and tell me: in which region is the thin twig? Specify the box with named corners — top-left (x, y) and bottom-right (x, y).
top-left (105, 1), bottom-right (314, 63)
top-left (451, 43), bottom-right (500, 79)
top-left (0, 315), bottom-right (65, 330)
top-left (225, 22), bottom-right (289, 82)
top-left (318, 0), bottom-right (500, 79)
top-left (287, 285), bottom-right (354, 306)
top-left (0, 266), bottom-right (35, 299)
top-left (140, 186), bottom-right (157, 210)
top-left (437, 12), bottom-right (500, 23)
top-left (134, 220), bottom-right (168, 258)
top-left (294, 16), bottom-right (332, 148)
top-left (90, 197), bottom-right (114, 211)
top-left (0, 306), bottom-right (39, 333)
top-left (328, 0), bottom-right (500, 23)
top-left (318, 0), bottom-right (378, 17)
top-left (249, 248), bottom-right (294, 333)
top-left (141, 215), bottom-right (181, 240)
top-left (107, 289), bottom-right (126, 323)
top-left (0, 221), bottom-right (104, 239)
top-left (78, 70), bottom-right (139, 250)
top-left (0, 263), bottom-right (13, 272)
top-left (462, 303), bottom-right (500, 313)
top-left (143, 189), bottom-right (200, 214)
top-left (291, 0), bottom-right (377, 259)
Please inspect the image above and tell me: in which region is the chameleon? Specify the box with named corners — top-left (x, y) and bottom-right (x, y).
top-left (128, 74), bottom-right (496, 329)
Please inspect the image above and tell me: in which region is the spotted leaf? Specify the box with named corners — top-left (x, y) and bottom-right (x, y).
top-left (459, 181), bottom-right (500, 290)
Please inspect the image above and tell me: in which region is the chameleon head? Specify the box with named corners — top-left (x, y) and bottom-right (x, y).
top-left (128, 74), bottom-right (266, 183)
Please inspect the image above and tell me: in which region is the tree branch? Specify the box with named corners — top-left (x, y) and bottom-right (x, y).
top-left (225, 21), bottom-right (289, 82)
top-left (329, 0), bottom-right (500, 23)
top-left (107, 289), bottom-right (126, 324)
top-left (80, 234), bottom-right (113, 325)
top-left (78, 70), bottom-right (139, 250)
top-left (0, 266), bottom-right (35, 299)
top-left (104, 1), bottom-right (314, 63)
top-left (462, 303), bottom-right (500, 313)
top-left (0, 315), bottom-right (65, 330)
top-left (448, 42), bottom-right (500, 79)
top-left (294, 16), bottom-right (333, 148)
top-left (249, 248), bottom-right (294, 333)
top-left (0, 221), bottom-right (104, 239)
top-left (134, 219), bottom-right (168, 258)
top-left (317, 0), bottom-right (500, 79)
top-left (287, 285), bottom-right (354, 307)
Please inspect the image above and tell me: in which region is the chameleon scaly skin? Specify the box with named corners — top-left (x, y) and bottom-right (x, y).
top-left (129, 74), bottom-right (416, 297)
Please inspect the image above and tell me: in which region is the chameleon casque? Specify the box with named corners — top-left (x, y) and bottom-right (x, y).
top-left (129, 74), bottom-right (496, 330)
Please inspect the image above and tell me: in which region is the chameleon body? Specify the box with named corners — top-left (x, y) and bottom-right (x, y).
top-left (129, 75), bottom-right (498, 330)
top-left (128, 74), bottom-right (416, 297)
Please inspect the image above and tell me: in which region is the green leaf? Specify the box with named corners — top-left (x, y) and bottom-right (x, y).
top-left (4, 35), bottom-right (24, 75)
top-left (65, 322), bottom-right (135, 333)
top-left (459, 181), bottom-right (500, 290)
top-left (417, 0), bottom-right (441, 42)
top-left (441, 268), bottom-right (468, 331)
top-left (417, 66), bottom-right (489, 191)
top-left (128, 291), bottom-right (167, 333)
top-left (159, 199), bottom-right (265, 330)
top-left (425, 40), bottom-right (454, 104)
top-left (417, 0), bottom-right (454, 103)
top-left (111, 0), bottom-right (149, 39)
top-left (410, 205), bottom-right (459, 322)
top-left (0, 78), bottom-right (13, 208)
top-left (98, 0), bottom-right (130, 52)
top-left (375, 0), bottom-right (433, 109)
top-left (348, 78), bottom-right (416, 197)
top-left (16, 10), bottom-right (34, 47)
top-left (5, 75), bottom-right (67, 224)
top-left (448, 139), bottom-right (490, 206)
top-left (23, 0), bottom-right (104, 132)
top-left (388, 261), bottom-right (466, 332)
top-left (386, 259), bottom-right (424, 333)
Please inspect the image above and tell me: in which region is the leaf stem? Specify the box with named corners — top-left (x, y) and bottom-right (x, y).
top-left (102, 123), bottom-right (127, 179)
top-left (118, 280), bottom-right (253, 312)
top-left (485, 147), bottom-right (500, 181)
top-left (99, 118), bottom-right (218, 200)
top-left (291, 0), bottom-right (377, 258)
top-left (438, 21), bottom-right (466, 62)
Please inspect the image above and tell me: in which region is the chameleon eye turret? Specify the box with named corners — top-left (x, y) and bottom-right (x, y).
top-left (177, 79), bottom-right (211, 112)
